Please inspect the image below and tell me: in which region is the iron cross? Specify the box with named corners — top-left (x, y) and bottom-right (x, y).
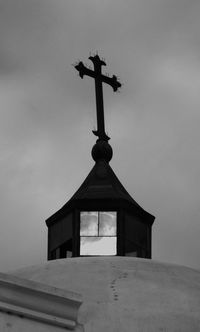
top-left (75, 54), bottom-right (121, 141)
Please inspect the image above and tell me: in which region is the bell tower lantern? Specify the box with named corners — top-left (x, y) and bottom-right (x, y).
top-left (46, 54), bottom-right (155, 260)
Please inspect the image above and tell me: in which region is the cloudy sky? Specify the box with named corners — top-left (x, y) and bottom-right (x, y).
top-left (0, 0), bottom-right (200, 272)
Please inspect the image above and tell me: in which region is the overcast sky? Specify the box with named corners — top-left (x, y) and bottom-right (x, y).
top-left (0, 0), bottom-right (200, 272)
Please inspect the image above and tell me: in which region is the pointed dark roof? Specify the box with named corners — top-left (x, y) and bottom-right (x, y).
top-left (46, 159), bottom-right (154, 226)
top-left (70, 160), bottom-right (140, 204)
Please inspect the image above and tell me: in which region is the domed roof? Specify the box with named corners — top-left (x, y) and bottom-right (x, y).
top-left (10, 257), bottom-right (200, 331)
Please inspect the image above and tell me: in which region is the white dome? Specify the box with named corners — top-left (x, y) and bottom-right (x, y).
top-left (11, 257), bottom-right (200, 332)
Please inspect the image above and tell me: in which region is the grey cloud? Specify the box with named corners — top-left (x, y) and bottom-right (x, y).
top-left (0, 0), bottom-right (200, 271)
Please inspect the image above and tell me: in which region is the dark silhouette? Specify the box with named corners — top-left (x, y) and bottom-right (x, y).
top-left (75, 54), bottom-right (121, 141)
top-left (46, 54), bottom-right (155, 260)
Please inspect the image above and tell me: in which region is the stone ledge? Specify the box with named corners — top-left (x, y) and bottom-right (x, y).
top-left (0, 272), bottom-right (82, 330)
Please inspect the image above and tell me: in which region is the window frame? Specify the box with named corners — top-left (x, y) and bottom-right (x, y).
top-left (80, 211), bottom-right (117, 256)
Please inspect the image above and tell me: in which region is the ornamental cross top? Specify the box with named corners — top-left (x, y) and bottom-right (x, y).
top-left (75, 54), bottom-right (121, 141)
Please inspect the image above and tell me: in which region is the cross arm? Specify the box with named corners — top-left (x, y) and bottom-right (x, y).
top-left (74, 62), bottom-right (95, 79)
top-left (101, 74), bottom-right (121, 92)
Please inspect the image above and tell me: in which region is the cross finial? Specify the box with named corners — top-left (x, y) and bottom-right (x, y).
top-left (75, 54), bottom-right (121, 141)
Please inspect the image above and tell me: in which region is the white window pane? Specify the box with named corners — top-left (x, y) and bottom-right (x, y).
top-left (80, 212), bottom-right (98, 236)
top-left (99, 212), bottom-right (117, 236)
top-left (80, 237), bottom-right (117, 255)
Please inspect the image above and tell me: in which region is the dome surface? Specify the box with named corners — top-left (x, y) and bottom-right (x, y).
top-left (11, 257), bottom-right (200, 332)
